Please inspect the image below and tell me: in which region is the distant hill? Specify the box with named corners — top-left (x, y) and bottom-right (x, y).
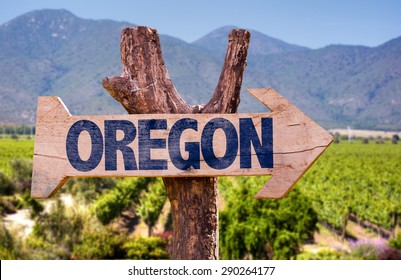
top-left (0, 9), bottom-right (128, 123)
top-left (245, 39), bottom-right (401, 129)
top-left (193, 25), bottom-right (310, 58)
top-left (0, 9), bottom-right (400, 130)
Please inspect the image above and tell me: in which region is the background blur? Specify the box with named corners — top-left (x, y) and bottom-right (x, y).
top-left (0, 0), bottom-right (400, 260)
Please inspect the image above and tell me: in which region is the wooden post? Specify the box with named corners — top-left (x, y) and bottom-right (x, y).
top-left (102, 26), bottom-right (250, 259)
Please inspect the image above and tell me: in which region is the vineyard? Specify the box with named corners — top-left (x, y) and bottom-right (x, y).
top-left (0, 137), bottom-right (401, 259)
top-left (298, 142), bottom-right (401, 239)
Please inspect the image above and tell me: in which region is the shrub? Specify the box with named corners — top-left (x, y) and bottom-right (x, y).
top-left (389, 233), bottom-right (401, 250)
top-left (93, 178), bottom-right (156, 225)
top-left (0, 171), bottom-right (15, 195)
top-left (124, 237), bottom-right (170, 260)
top-left (0, 196), bottom-right (18, 215)
top-left (0, 222), bottom-right (17, 259)
top-left (10, 158), bottom-right (32, 193)
top-left (72, 230), bottom-right (126, 259)
top-left (219, 176), bottom-right (318, 260)
top-left (136, 179), bottom-right (166, 236)
top-left (72, 231), bottom-right (170, 260)
top-left (66, 177), bottom-right (116, 203)
top-left (297, 248), bottom-right (343, 260)
top-left (93, 191), bottom-right (125, 224)
top-left (29, 199), bottom-right (85, 259)
top-left (21, 189), bottom-right (44, 218)
top-left (272, 231), bottom-right (299, 260)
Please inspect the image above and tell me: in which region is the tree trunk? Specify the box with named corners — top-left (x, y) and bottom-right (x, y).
top-left (391, 211), bottom-right (398, 238)
top-left (103, 26), bottom-right (250, 259)
top-left (146, 208), bottom-right (152, 237)
top-left (341, 212), bottom-right (349, 241)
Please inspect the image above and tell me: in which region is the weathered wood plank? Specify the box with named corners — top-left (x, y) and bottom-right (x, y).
top-left (32, 88), bottom-right (332, 199)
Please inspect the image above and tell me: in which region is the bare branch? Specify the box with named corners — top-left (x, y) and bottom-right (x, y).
top-left (102, 26), bottom-right (192, 114)
top-left (201, 29), bottom-right (250, 114)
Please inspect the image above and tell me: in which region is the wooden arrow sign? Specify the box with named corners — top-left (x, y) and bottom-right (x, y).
top-left (31, 88), bottom-right (332, 199)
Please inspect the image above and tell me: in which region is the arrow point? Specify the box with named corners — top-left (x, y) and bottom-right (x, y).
top-left (247, 88), bottom-right (333, 199)
top-left (32, 96), bottom-right (71, 198)
top-left (31, 177), bottom-right (70, 198)
top-left (31, 155), bottom-right (69, 198)
top-left (255, 144), bottom-right (331, 199)
top-left (254, 170), bottom-right (302, 199)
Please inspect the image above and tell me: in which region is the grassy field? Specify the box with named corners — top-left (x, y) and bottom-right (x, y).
top-left (0, 138), bottom-right (34, 176)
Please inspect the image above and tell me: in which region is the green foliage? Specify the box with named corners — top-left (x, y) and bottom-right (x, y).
top-left (0, 139), bottom-right (34, 176)
top-left (124, 237), bottom-right (170, 260)
top-left (297, 248), bottom-right (343, 260)
top-left (0, 195), bottom-right (19, 216)
top-left (10, 158), bottom-right (32, 193)
top-left (389, 233), bottom-right (401, 250)
top-left (299, 142), bottom-right (401, 235)
top-left (20, 190), bottom-right (44, 218)
top-left (0, 217), bottom-right (30, 259)
top-left (72, 229), bottom-right (126, 260)
top-left (66, 177), bottom-right (117, 203)
top-left (93, 191), bottom-right (125, 224)
top-left (219, 176), bottom-right (318, 260)
top-left (272, 230), bottom-right (299, 259)
top-left (2, 136), bottom-right (400, 260)
top-left (29, 199), bottom-right (85, 258)
top-left (93, 178), bottom-right (154, 224)
top-left (136, 179), bottom-right (167, 236)
top-left (0, 221), bottom-right (18, 259)
top-left (0, 171), bottom-right (15, 195)
top-left (73, 231), bottom-right (170, 260)
top-left (299, 242), bottom-right (401, 260)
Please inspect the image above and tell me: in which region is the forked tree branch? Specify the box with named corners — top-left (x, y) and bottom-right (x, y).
top-left (201, 29), bottom-right (250, 113)
top-left (102, 26), bottom-right (250, 260)
top-left (102, 26), bottom-right (250, 114)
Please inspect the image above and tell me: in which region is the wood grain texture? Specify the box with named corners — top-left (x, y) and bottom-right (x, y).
top-left (247, 88), bottom-right (333, 198)
top-left (32, 96), bottom-right (270, 186)
top-left (32, 89), bottom-right (332, 199)
top-left (102, 27), bottom-right (250, 260)
top-left (102, 27), bottom-right (192, 114)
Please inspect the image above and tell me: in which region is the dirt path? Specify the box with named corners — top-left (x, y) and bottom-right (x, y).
top-left (2, 194), bottom-right (73, 238)
top-left (3, 208), bottom-right (34, 237)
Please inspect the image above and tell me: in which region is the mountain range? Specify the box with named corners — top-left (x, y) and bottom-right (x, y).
top-left (0, 9), bottom-right (400, 130)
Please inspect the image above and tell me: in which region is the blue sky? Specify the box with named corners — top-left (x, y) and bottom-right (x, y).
top-left (1, 0), bottom-right (400, 48)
